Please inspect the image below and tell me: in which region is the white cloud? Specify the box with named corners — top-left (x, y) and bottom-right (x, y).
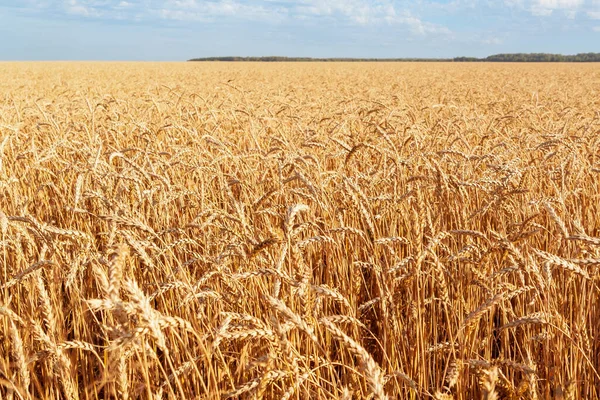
top-left (294, 0), bottom-right (396, 24)
top-left (285, 0), bottom-right (450, 35)
top-left (504, 0), bottom-right (524, 6)
top-left (65, 0), bottom-right (102, 17)
top-left (398, 14), bottom-right (452, 35)
top-left (158, 0), bottom-right (286, 22)
top-left (588, 10), bottom-right (600, 18)
top-left (152, 0), bottom-right (452, 36)
top-left (505, 0), bottom-right (586, 16)
top-left (594, 25), bottom-right (600, 30)
top-left (536, 0), bottom-right (582, 6)
top-left (5, 0), bottom-right (450, 37)
top-left (481, 37), bottom-right (503, 44)
top-left (530, 0), bottom-right (583, 16)
top-left (531, 6), bottom-right (553, 14)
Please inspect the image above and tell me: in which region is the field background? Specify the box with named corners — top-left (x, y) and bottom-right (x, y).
top-left (1, 62), bottom-right (600, 399)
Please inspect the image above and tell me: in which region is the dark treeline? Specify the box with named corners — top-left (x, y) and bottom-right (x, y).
top-left (467, 53), bottom-right (600, 62)
top-left (189, 53), bottom-right (600, 62)
top-left (188, 56), bottom-right (448, 62)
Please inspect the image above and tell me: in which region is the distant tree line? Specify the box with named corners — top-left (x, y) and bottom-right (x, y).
top-left (189, 53), bottom-right (600, 62)
top-left (188, 56), bottom-right (448, 62)
top-left (458, 53), bottom-right (600, 62)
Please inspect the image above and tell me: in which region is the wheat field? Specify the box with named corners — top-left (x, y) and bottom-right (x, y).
top-left (0, 62), bottom-right (599, 399)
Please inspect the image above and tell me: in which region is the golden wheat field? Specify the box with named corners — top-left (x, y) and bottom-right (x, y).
top-left (1, 61), bottom-right (600, 400)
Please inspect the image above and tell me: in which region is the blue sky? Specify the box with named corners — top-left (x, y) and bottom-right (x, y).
top-left (1, 0), bottom-right (599, 60)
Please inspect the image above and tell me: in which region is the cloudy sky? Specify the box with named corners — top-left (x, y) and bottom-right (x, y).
top-left (1, 0), bottom-right (599, 60)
